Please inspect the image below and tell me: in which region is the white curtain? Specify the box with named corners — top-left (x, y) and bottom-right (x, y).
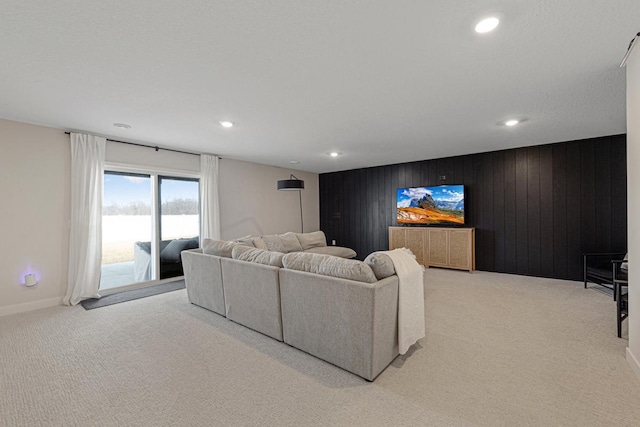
top-left (63, 133), bottom-right (106, 306)
top-left (200, 154), bottom-right (221, 240)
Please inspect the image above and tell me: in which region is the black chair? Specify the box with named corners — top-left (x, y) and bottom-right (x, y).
top-left (583, 252), bottom-right (627, 299)
top-left (613, 259), bottom-right (629, 338)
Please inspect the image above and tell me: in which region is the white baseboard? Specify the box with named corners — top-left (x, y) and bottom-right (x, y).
top-left (627, 347), bottom-right (640, 381)
top-left (0, 297), bottom-right (63, 317)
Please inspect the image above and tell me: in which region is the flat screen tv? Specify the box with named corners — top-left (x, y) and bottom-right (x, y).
top-left (397, 185), bottom-right (465, 226)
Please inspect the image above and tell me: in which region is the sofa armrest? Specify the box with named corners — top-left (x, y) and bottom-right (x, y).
top-left (133, 243), bottom-right (152, 282)
top-left (279, 269), bottom-right (399, 381)
top-left (182, 249), bottom-right (225, 316)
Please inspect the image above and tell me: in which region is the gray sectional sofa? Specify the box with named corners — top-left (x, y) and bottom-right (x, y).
top-left (183, 230), bottom-right (354, 319)
top-left (181, 231), bottom-right (400, 381)
top-left (279, 267), bottom-right (399, 381)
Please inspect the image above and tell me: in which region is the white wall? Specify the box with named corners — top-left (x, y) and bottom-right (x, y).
top-left (0, 119), bottom-right (320, 315)
top-left (0, 119), bottom-right (70, 315)
top-left (627, 43), bottom-right (640, 378)
top-left (219, 158), bottom-right (319, 240)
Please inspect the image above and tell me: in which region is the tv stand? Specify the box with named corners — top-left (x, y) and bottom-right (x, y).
top-left (389, 226), bottom-right (475, 272)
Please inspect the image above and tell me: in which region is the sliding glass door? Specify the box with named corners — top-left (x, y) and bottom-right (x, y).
top-left (100, 172), bottom-right (153, 290)
top-left (100, 169), bottom-right (200, 290)
top-left (158, 176), bottom-right (200, 279)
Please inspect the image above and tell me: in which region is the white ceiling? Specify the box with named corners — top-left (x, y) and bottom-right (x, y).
top-left (1, 1), bottom-right (638, 173)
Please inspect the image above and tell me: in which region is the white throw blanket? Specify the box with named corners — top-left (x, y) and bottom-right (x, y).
top-left (383, 248), bottom-right (425, 355)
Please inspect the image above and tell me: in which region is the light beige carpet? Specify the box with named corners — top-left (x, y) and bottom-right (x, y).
top-left (1, 269), bottom-right (639, 426)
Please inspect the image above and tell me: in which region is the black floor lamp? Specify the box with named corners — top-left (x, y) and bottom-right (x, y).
top-left (277, 174), bottom-right (304, 232)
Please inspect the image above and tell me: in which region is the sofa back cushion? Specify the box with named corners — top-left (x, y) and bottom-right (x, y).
top-left (232, 245), bottom-right (285, 267)
top-left (202, 239), bottom-right (246, 258)
top-left (161, 237), bottom-right (200, 263)
top-left (364, 252), bottom-right (396, 280)
top-left (278, 232), bottom-right (303, 252)
top-left (295, 231), bottom-right (327, 250)
top-left (282, 252), bottom-right (377, 283)
top-left (261, 235), bottom-right (287, 253)
top-left (252, 237), bottom-right (268, 250)
top-left (232, 235), bottom-right (256, 248)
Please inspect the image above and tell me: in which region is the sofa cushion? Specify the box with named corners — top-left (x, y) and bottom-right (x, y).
top-left (364, 252), bottom-right (396, 280)
top-left (202, 239), bottom-right (245, 258)
top-left (261, 235), bottom-right (287, 253)
top-left (304, 246), bottom-right (356, 259)
top-left (279, 232), bottom-right (303, 253)
top-left (160, 237), bottom-right (199, 263)
top-left (232, 245), bottom-right (285, 267)
top-left (282, 252), bottom-right (377, 283)
top-left (621, 253), bottom-right (629, 272)
top-left (233, 235), bottom-right (256, 248)
top-left (295, 231), bottom-right (327, 250)
top-left (252, 237), bottom-right (268, 250)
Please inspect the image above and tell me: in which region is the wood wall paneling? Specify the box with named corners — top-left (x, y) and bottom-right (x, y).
top-left (611, 140), bottom-right (628, 251)
top-left (595, 141), bottom-right (612, 251)
top-left (515, 148), bottom-right (529, 275)
top-left (565, 142), bottom-right (583, 279)
top-left (551, 143), bottom-right (568, 278)
top-left (503, 150), bottom-right (518, 273)
top-left (319, 135), bottom-right (627, 281)
top-left (539, 145), bottom-right (554, 278)
top-left (473, 156), bottom-right (485, 269)
top-left (482, 153), bottom-right (495, 272)
top-left (580, 140), bottom-right (597, 253)
top-left (493, 152), bottom-right (506, 272)
top-left (527, 147), bottom-right (541, 277)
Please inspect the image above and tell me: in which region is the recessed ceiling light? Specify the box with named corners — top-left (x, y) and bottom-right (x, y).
top-left (475, 17), bottom-right (500, 33)
top-left (220, 121), bottom-right (234, 128)
top-left (330, 152), bottom-right (339, 157)
top-left (113, 123), bottom-right (131, 129)
top-left (505, 119), bottom-right (519, 127)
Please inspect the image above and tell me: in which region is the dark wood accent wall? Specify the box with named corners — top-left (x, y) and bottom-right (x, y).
top-left (319, 134), bottom-right (627, 281)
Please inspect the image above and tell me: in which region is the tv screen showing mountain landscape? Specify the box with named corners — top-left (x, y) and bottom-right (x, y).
top-left (397, 185), bottom-right (465, 225)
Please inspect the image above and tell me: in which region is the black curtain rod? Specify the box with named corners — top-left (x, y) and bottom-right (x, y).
top-left (64, 131), bottom-right (200, 157)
